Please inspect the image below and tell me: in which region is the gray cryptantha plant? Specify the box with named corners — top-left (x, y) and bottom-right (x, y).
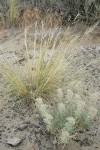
top-left (35, 91), bottom-right (98, 145)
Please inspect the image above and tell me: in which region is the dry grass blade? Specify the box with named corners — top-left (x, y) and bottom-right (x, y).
top-left (1, 25), bottom-right (98, 99)
top-left (26, 27), bottom-right (65, 96)
top-left (1, 26), bottom-right (66, 98)
top-left (1, 62), bottom-right (28, 97)
top-left (9, 0), bottom-right (17, 25)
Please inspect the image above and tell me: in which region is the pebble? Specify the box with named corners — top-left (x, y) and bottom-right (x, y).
top-left (45, 140), bottom-right (53, 149)
top-left (16, 124), bottom-right (28, 131)
top-left (22, 121), bottom-right (31, 125)
top-left (29, 123), bottom-right (40, 129)
top-left (39, 117), bottom-right (44, 125)
top-left (80, 138), bottom-right (93, 146)
top-left (88, 131), bottom-right (97, 136)
top-left (5, 115), bottom-right (10, 118)
top-left (7, 137), bottom-right (22, 146)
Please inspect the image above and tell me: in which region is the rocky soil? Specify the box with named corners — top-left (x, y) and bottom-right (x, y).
top-left (0, 28), bottom-right (100, 150)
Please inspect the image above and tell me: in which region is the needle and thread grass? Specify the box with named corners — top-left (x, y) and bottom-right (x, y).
top-left (1, 26), bottom-right (66, 98)
top-left (1, 24), bottom-right (99, 99)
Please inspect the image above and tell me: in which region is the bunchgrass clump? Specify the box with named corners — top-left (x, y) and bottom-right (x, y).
top-left (1, 63), bottom-right (29, 97)
top-left (1, 25), bottom-right (99, 99)
top-left (0, 28), bottom-right (66, 98)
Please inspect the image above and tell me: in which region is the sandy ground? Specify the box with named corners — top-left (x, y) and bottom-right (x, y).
top-left (0, 28), bottom-right (100, 150)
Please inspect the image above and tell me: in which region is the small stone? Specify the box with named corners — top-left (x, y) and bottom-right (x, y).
top-left (45, 140), bottom-right (53, 149)
top-left (39, 117), bottom-right (44, 125)
top-left (34, 128), bottom-right (41, 134)
top-left (7, 138), bottom-right (22, 146)
top-left (16, 124), bottom-right (28, 131)
top-left (95, 146), bottom-right (98, 148)
top-left (80, 138), bottom-right (93, 146)
top-left (73, 138), bottom-right (80, 143)
top-left (6, 115), bottom-right (10, 118)
top-left (96, 124), bottom-right (100, 131)
top-left (28, 136), bottom-right (32, 143)
top-left (29, 122), bottom-right (40, 129)
top-left (79, 130), bottom-right (84, 134)
top-left (0, 129), bottom-right (5, 132)
top-left (22, 121), bottom-right (31, 125)
top-left (88, 131), bottom-right (97, 136)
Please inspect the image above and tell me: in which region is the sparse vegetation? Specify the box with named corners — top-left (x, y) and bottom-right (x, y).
top-left (1, 28), bottom-right (66, 98)
top-left (2, 62), bottom-right (28, 97)
top-left (0, 1), bottom-right (99, 149)
top-left (2, 25), bottom-right (89, 99)
top-left (0, 0), bottom-right (99, 28)
top-left (1, 25), bottom-right (99, 148)
top-left (35, 84), bottom-right (98, 146)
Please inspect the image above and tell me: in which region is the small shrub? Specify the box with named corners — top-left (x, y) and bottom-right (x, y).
top-left (35, 86), bottom-right (98, 146)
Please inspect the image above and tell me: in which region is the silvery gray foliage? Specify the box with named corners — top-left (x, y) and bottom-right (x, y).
top-left (35, 87), bottom-right (98, 144)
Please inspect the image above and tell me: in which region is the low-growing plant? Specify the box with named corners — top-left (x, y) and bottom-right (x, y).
top-left (35, 83), bottom-right (98, 147)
